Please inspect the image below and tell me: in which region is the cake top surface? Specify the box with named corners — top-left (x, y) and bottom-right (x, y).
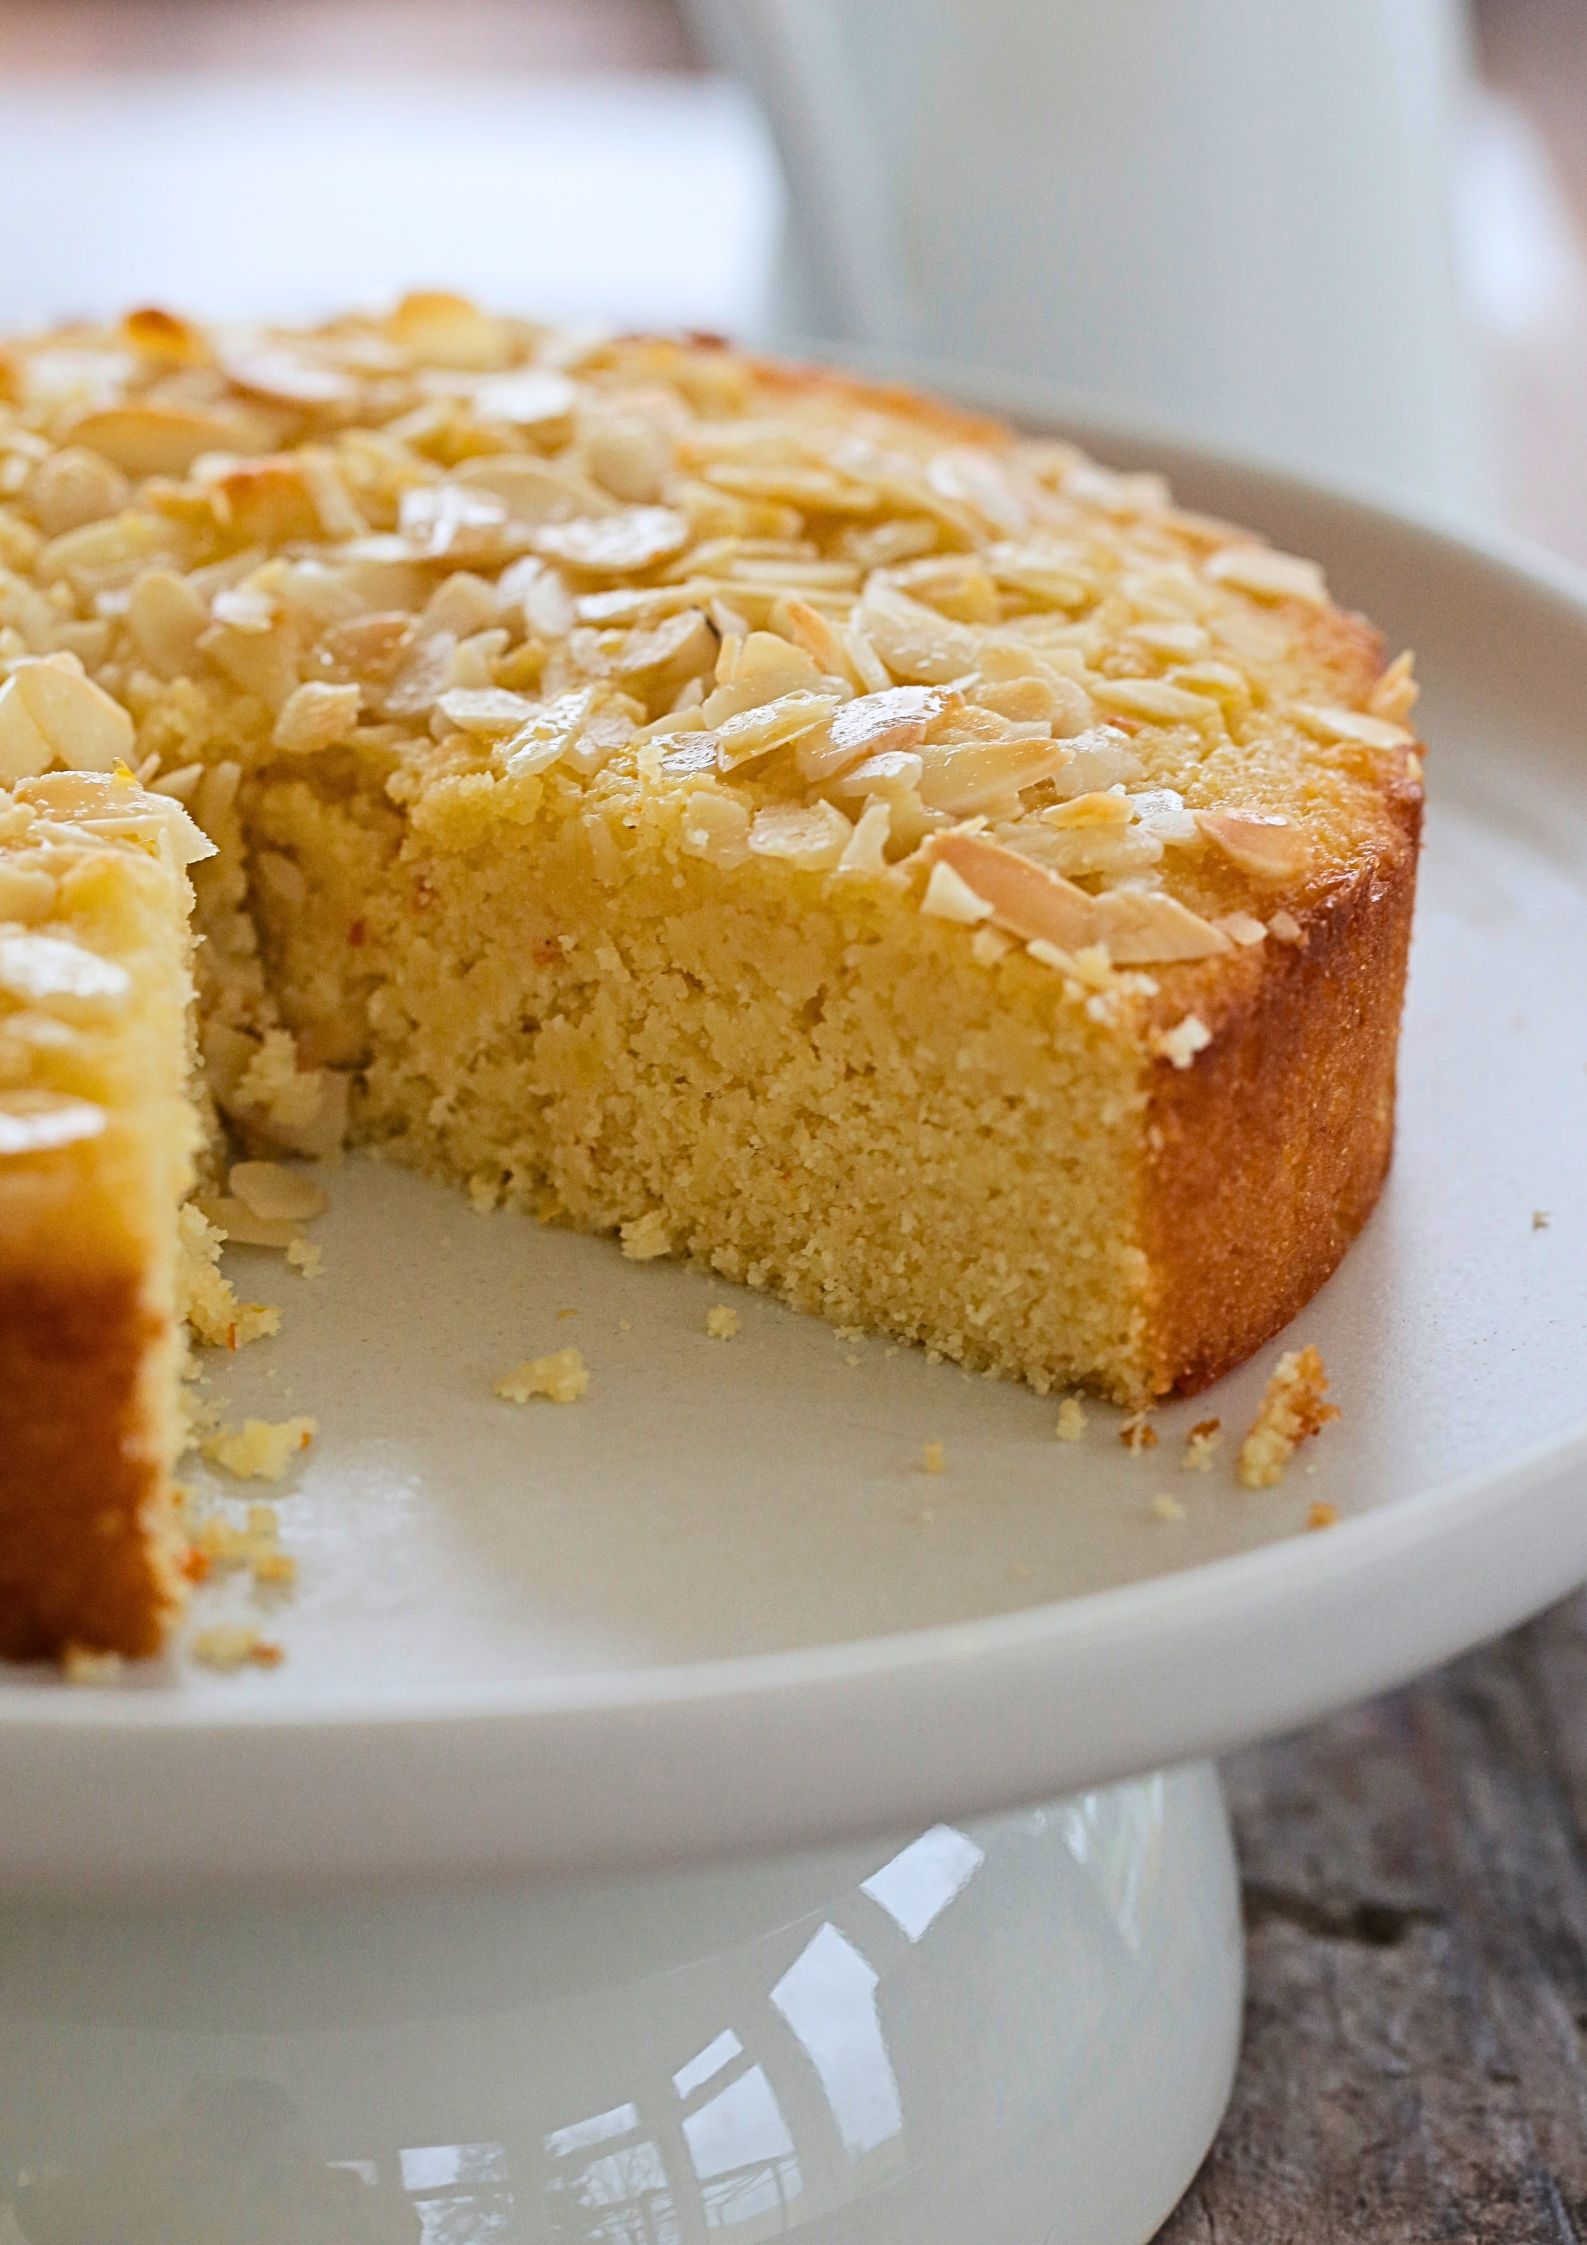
top-left (0, 296), bottom-right (1421, 1011)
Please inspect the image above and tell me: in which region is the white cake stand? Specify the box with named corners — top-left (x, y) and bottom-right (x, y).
top-left (3, 397), bottom-right (1587, 2245)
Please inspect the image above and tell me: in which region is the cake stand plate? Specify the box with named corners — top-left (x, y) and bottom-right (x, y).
top-left (3, 388), bottom-right (1587, 2245)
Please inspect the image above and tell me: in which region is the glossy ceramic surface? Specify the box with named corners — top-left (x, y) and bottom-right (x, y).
top-left (3, 386), bottom-right (1586, 1891)
top-left (0, 1767), bottom-right (1240, 2245)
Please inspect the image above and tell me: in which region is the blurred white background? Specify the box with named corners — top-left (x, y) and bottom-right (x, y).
top-left (0, 0), bottom-right (1579, 541)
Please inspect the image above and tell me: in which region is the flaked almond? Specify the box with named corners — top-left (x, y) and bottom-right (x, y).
top-left (387, 290), bottom-right (510, 371)
top-left (1216, 910), bottom-right (1269, 946)
top-left (797, 684), bottom-right (941, 783)
top-left (921, 859), bottom-right (994, 924)
top-left (272, 680), bottom-right (361, 755)
top-left (1091, 677), bottom-right (1217, 725)
top-left (1196, 806), bottom-right (1309, 882)
top-left (0, 862), bottom-right (56, 923)
top-left (1205, 544), bottom-right (1329, 606)
top-left (121, 305), bottom-right (209, 363)
top-left (221, 347), bottom-right (359, 408)
top-left (927, 831), bottom-right (1103, 951)
top-left (198, 1193), bottom-right (302, 1251)
top-left (229, 1160), bottom-right (328, 1225)
top-left (1368, 651), bottom-right (1419, 725)
top-left (437, 686), bottom-right (539, 738)
top-left (67, 401), bottom-right (259, 477)
top-left (1292, 702), bottom-right (1416, 752)
top-left (836, 798), bottom-right (894, 875)
top-left (715, 689), bottom-right (842, 771)
top-left (535, 505), bottom-right (689, 576)
top-left (916, 734), bottom-right (1071, 815)
top-left (746, 799), bottom-right (852, 869)
top-left (1092, 888), bottom-right (1232, 964)
top-left (0, 1088), bottom-right (107, 1158)
top-left (858, 578), bottom-right (979, 683)
top-left (500, 687), bottom-right (596, 779)
top-left (27, 447), bottom-right (131, 537)
top-left (827, 748), bottom-right (925, 802)
top-left (126, 568), bottom-right (208, 678)
top-left (679, 789), bottom-right (750, 866)
top-left (0, 929), bottom-right (130, 1017)
top-left (0, 655), bottom-right (135, 776)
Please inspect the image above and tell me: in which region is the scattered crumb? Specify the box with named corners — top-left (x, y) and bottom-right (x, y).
top-left (1152, 1013), bottom-right (1212, 1070)
top-left (252, 1548), bottom-right (299, 1589)
top-left (1119, 1411), bottom-right (1159, 1453)
top-left (495, 1346), bottom-right (590, 1404)
top-left (843, 1351), bottom-right (861, 1367)
top-left (619, 1208), bottom-right (671, 1262)
top-left (834, 1324), bottom-right (863, 1342)
top-left (1533, 1210), bottom-right (1551, 1231)
top-left (617, 1317), bottom-right (633, 1334)
top-left (62, 1644), bottom-right (122, 1685)
top-left (556, 1306), bottom-right (579, 1320)
top-left (191, 1624), bottom-right (284, 1672)
top-left (1055, 1396), bottom-right (1087, 1441)
top-left (467, 1172), bottom-right (502, 1214)
top-left (1237, 1346), bottom-right (1339, 1489)
top-left (1150, 1492), bottom-right (1187, 1523)
top-left (178, 1203), bottom-right (279, 1348)
top-left (1305, 1500), bottom-right (1340, 1532)
top-left (706, 1304), bottom-right (741, 1340)
top-left (1182, 1417), bottom-right (1222, 1473)
top-left (1008, 1561), bottom-right (1035, 1583)
top-left (286, 1237), bottom-right (323, 1279)
top-left (921, 1439), bottom-right (946, 1474)
top-left (202, 1415), bottom-right (317, 1482)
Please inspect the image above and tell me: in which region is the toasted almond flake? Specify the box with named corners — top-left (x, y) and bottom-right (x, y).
top-left (0, 655), bottom-right (135, 774)
top-left (272, 680), bottom-right (360, 755)
top-left (1238, 1345), bottom-right (1338, 1488)
top-left (1368, 650), bottom-right (1419, 724)
top-left (221, 346), bottom-right (358, 407)
top-left (67, 401), bottom-right (257, 477)
top-left (1093, 888), bottom-right (1231, 965)
top-left (229, 1160), bottom-right (327, 1225)
top-left (474, 367), bottom-right (579, 427)
top-left (0, 930), bottom-right (129, 1015)
top-left (927, 831), bottom-right (1102, 952)
top-left (827, 748), bottom-right (925, 803)
top-left (500, 686), bottom-right (596, 778)
top-left (835, 797), bottom-right (894, 876)
top-left (921, 859), bottom-right (994, 924)
top-left (1152, 1013), bottom-right (1212, 1069)
top-left (196, 1194), bottom-right (302, 1251)
top-left (797, 684), bottom-right (941, 782)
top-left (858, 578), bottom-right (980, 683)
top-left (535, 506), bottom-right (689, 576)
top-left (0, 1089), bottom-right (107, 1157)
top-left (1196, 806), bottom-right (1309, 882)
top-left (495, 1347), bottom-right (590, 1404)
top-left (1091, 677), bottom-right (1216, 725)
top-left (917, 734), bottom-right (1072, 816)
top-left (679, 788), bottom-right (750, 867)
top-left (970, 924), bottom-right (1013, 965)
top-left (1205, 544), bottom-right (1329, 606)
top-left (1216, 911), bottom-right (1268, 946)
top-left (1292, 702), bottom-right (1416, 751)
top-left (715, 690), bottom-right (842, 770)
top-left (1267, 909), bottom-right (1305, 944)
top-left (747, 799), bottom-right (853, 869)
top-left (438, 685), bottom-right (539, 737)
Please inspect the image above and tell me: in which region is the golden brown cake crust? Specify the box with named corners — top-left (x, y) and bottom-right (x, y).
top-left (1140, 780), bottom-right (1421, 1397)
top-left (0, 1267), bottom-right (180, 1660)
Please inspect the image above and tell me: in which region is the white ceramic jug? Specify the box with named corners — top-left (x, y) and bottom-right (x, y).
top-left (686, 0), bottom-right (1487, 509)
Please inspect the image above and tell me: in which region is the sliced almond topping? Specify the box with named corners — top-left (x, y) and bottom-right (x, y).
top-left (1292, 702), bottom-right (1416, 751)
top-left (836, 798), bottom-right (894, 876)
top-left (858, 578), bottom-right (980, 683)
top-left (0, 655), bottom-right (136, 775)
top-left (0, 930), bottom-right (130, 1016)
top-left (1368, 650), bottom-right (1419, 724)
top-left (1196, 806), bottom-right (1310, 882)
top-left (437, 686), bottom-right (540, 738)
top-left (387, 290), bottom-right (509, 371)
top-left (0, 862), bottom-right (56, 923)
top-left (715, 689), bottom-right (843, 771)
top-left (1216, 911), bottom-right (1269, 946)
top-left (1205, 545), bottom-right (1330, 606)
top-left (747, 800), bottom-right (853, 869)
top-left (198, 1194), bottom-right (303, 1252)
top-left (67, 401), bottom-right (258, 477)
top-left (1093, 888), bottom-right (1232, 964)
top-left (916, 734), bottom-right (1071, 816)
top-left (500, 687), bottom-right (596, 779)
top-left (921, 859), bottom-right (994, 924)
top-left (0, 1089), bottom-right (106, 1158)
top-left (1091, 677), bottom-right (1216, 725)
top-left (679, 789), bottom-right (750, 867)
top-left (797, 684), bottom-right (941, 782)
top-left (927, 832), bottom-right (1103, 951)
top-left (228, 1160), bottom-right (328, 1225)
top-left (826, 748), bottom-right (925, 802)
top-left (1267, 909), bottom-right (1305, 945)
top-left (221, 347), bottom-right (359, 408)
top-left (272, 680), bottom-right (361, 756)
top-left (535, 506), bottom-right (689, 576)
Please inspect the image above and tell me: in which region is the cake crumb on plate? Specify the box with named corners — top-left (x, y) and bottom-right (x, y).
top-left (706, 1304), bottom-right (741, 1340)
top-left (202, 1416), bottom-right (317, 1482)
top-left (1150, 1492), bottom-right (1187, 1522)
top-left (1306, 1499), bottom-right (1340, 1531)
top-left (1120, 1412), bottom-right (1159, 1452)
top-left (1238, 1346), bottom-right (1338, 1488)
top-left (495, 1347), bottom-right (590, 1404)
top-left (1182, 1417), bottom-right (1222, 1472)
top-left (921, 1439), bottom-right (946, 1474)
top-left (1055, 1396), bottom-right (1087, 1441)
top-left (191, 1624), bottom-right (283, 1672)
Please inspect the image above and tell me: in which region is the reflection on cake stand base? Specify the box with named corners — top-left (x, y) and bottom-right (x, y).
top-left (0, 1763), bottom-right (1240, 2245)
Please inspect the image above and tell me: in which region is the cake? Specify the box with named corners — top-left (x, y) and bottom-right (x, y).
top-left (0, 298), bottom-right (1423, 1659)
top-left (0, 767), bottom-right (211, 1658)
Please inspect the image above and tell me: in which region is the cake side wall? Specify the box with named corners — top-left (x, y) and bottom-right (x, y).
top-left (1139, 793), bottom-right (1422, 1397)
top-left (0, 1264), bottom-right (182, 1660)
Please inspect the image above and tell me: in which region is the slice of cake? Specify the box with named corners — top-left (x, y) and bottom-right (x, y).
top-left (0, 300), bottom-right (1423, 1657)
top-left (0, 766), bottom-right (212, 1658)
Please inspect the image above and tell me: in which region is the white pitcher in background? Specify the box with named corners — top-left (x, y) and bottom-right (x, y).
top-left (685, 0), bottom-right (1488, 510)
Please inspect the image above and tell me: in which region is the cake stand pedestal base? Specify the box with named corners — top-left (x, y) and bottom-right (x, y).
top-left (0, 1763), bottom-right (1240, 2244)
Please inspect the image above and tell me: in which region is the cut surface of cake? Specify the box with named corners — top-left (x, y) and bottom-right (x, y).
top-left (0, 768), bottom-right (212, 1657)
top-left (0, 299), bottom-right (1424, 1657)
